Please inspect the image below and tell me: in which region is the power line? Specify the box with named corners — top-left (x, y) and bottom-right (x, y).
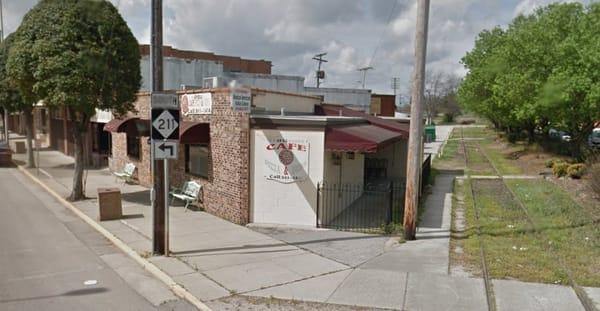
top-left (367, 0), bottom-right (399, 69)
top-left (312, 52), bottom-right (327, 88)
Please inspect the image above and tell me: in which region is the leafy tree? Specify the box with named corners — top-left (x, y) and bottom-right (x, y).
top-left (459, 2), bottom-right (599, 153)
top-left (7, 0), bottom-right (141, 200)
top-left (0, 33), bottom-right (36, 167)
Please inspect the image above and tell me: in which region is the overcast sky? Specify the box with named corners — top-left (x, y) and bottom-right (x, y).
top-left (2, 0), bottom-right (587, 96)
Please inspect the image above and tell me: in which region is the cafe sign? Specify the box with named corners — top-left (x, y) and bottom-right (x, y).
top-left (181, 93), bottom-right (212, 115)
top-left (264, 138), bottom-right (309, 183)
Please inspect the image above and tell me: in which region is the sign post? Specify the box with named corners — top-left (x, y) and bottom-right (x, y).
top-left (151, 93), bottom-right (179, 255)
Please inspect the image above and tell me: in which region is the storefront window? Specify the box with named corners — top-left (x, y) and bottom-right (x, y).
top-left (127, 136), bottom-right (140, 159)
top-left (186, 144), bottom-right (209, 178)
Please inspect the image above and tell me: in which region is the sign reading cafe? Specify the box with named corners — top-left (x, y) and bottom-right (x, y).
top-left (181, 93), bottom-right (212, 115)
top-left (264, 138), bottom-right (309, 183)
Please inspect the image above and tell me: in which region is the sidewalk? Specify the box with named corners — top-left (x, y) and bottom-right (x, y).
top-left (10, 134), bottom-right (598, 311)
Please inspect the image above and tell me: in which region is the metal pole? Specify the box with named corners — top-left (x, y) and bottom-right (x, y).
top-left (151, 0), bottom-right (166, 255)
top-left (164, 158), bottom-right (169, 255)
top-left (403, 0), bottom-right (430, 241)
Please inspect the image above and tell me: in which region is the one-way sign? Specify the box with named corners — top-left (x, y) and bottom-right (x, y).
top-left (154, 141), bottom-right (178, 159)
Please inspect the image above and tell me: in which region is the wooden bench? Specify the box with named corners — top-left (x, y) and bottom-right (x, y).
top-left (169, 181), bottom-right (202, 212)
top-left (113, 163), bottom-right (136, 184)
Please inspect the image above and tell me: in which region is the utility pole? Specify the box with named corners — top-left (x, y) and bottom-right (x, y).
top-left (312, 52), bottom-right (327, 88)
top-left (151, 0), bottom-right (166, 255)
top-left (357, 66), bottom-right (373, 89)
top-left (0, 0), bottom-right (7, 144)
top-left (403, 0), bottom-right (430, 241)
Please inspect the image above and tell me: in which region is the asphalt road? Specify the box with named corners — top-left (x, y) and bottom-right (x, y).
top-left (0, 167), bottom-right (194, 311)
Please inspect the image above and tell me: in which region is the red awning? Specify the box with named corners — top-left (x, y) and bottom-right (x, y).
top-left (325, 124), bottom-right (403, 153)
top-left (317, 104), bottom-right (410, 136)
top-left (179, 122), bottom-right (210, 144)
top-left (103, 117), bottom-right (150, 137)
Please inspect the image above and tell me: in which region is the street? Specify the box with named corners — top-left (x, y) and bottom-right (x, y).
top-left (0, 167), bottom-right (193, 311)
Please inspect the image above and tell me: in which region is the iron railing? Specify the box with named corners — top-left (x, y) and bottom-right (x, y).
top-left (317, 180), bottom-right (406, 233)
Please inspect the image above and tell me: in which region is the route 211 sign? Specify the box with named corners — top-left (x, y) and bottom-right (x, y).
top-left (151, 93), bottom-right (180, 159)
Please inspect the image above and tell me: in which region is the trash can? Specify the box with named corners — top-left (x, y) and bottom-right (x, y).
top-left (97, 187), bottom-right (122, 221)
top-left (424, 125), bottom-right (436, 143)
top-left (14, 141), bottom-right (26, 154)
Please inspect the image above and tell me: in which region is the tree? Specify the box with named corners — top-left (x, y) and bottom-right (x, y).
top-left (423, 70), bottom-right (461, 124)
top-left (438, 74), bottom-right (461, 123)
top-left (458, 2), bottom-right (599, 152)
top-left (7, 0), bottom-right (141, 200)
top-left (0, 33), bottom-right (36, 167)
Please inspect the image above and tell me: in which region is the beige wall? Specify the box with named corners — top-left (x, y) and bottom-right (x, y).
top-left (321, 151), bottom-right (365, 224)
top-left (252, 91), bottom-right (319, 114)
top-left (366, 141), bottom-right (408, 180)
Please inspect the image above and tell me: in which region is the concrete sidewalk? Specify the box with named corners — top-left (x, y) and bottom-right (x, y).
top-left (10, 133), bottom-right (598, 311)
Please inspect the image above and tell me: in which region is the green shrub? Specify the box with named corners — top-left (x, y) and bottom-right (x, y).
top-left (552, 162), bottom-right (569, 177)
top-left (545, 159), bottom-right (556, 168)
top-left (567, 164), bottom-right (586, 179)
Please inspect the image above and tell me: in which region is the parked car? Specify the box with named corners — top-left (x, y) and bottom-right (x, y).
top-left (589, 128), bottom-right (600, 148)
top-left (549, 128), bottom-right (572, 142)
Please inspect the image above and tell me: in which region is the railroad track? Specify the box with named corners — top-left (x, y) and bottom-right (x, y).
top-left (460, 127), bottom-right (598, 311)
top-left (459, 127), bottom-right (497, 311)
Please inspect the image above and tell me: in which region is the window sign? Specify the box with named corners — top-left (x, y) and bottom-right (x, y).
top-left (230, 88), bottom-right (251, 112)
top-left (264, 138), bottom-right (309, 183)
top-left (182, 93), bottom-right (212, 115)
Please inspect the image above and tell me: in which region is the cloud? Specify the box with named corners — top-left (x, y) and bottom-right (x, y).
top-left (2, 0), bottom-right (589, 95)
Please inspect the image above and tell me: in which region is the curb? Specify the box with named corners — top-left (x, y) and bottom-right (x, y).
top-left (16, 165), bottom-right (212, 311)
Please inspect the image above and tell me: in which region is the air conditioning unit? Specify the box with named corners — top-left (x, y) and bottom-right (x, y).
top-left (202, 77), bottom-right (227, 89)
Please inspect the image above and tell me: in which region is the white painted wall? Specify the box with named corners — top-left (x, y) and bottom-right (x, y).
top-left (250, 129), bottom-right (325, 226)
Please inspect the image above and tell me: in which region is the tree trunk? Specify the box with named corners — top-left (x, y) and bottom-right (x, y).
top-left (22, 108), bottom-right (36, 168)
top-left (68, 112), bottom-right (89, 201)
top-left (527, 124), bottom-right (536, 144)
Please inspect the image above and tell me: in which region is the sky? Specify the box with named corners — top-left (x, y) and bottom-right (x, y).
top-left (1, 0), bottom-right (588, 97)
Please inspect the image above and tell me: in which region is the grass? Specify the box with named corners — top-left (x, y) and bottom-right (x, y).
top-left (505, 179), bottom-right (600, 286)
top-left (456, 178), bottom-right (600, 286)
top-left (479, 141), bottom-right (523, 175)
top-left (437, 138), bottom-right (460, 161)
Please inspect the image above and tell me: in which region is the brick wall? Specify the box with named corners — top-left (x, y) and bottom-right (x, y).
top-left (109, 89), bottom-right (251, 224)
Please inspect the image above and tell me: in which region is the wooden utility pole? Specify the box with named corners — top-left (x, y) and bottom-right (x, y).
top-left (312, 52), bottom-right (327, 88)
top-left (403, 0), bottom-right (430, 240)
top-left (151, 0), bottom-right (166, 255)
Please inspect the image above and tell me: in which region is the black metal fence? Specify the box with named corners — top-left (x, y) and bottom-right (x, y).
top-left (317, 180), bottom-right (406, 233)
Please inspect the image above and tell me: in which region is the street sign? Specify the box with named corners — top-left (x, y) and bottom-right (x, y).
top-left (154, 140), bottom-right (178, 159)
top-left (152, 93), bottom-right (179, 109)
top-left (151, 93), bottom-right (180, 140)
top-left (152, 109), bottom-right (179, 139)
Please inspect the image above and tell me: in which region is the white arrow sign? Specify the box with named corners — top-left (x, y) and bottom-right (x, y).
top-left (152, 110), bottom-right (179, 139)
top-left (154, 141), bottom-right (178, 159)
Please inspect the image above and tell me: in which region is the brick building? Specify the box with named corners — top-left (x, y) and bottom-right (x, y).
top-left (105, 87), bottom-right (410, 226)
